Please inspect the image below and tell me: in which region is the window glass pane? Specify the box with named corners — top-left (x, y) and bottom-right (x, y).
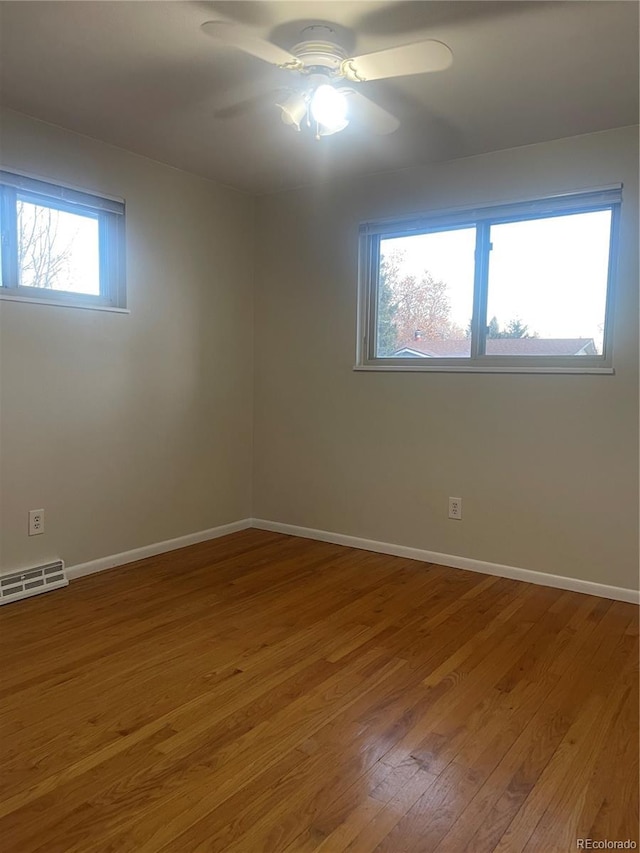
top-left (0, 202), bottom-right (3, 289)
top-left (17, 197), bottom-right (100, 295)
top-left (486, 210), bottom-right (611, 356)
top-left (377, 228), bottom-right (476, 358)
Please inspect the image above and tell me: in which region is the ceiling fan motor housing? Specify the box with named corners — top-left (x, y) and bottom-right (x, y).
top-left (291, 25), bottom-right (348, 76)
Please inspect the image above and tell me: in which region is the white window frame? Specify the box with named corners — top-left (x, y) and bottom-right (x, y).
top-left (0, 169), bottom-right (126, 311)
top-left (355, 186), bottom-right (622, 374)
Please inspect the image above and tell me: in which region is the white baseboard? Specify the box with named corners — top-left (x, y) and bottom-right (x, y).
top-left (251, 518), bottom-right (640, 605)
top-left (63, 515), bottom-right (638, 605)
top-left (66, 519), bottom-right (253, 580)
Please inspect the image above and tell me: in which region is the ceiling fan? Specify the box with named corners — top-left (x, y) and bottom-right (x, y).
top-left (201, 21), bottom-right (453, 139)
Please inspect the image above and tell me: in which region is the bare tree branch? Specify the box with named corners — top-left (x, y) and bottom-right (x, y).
top-left (17, 202), bottom-right (75, 289)
top-left (379, 247), bottom-right (463, 351)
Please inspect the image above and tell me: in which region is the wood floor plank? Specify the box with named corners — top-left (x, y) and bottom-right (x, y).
top-left (430, 595), bottom-right (635, 853)
top-left (0, 530), bottom-right (636, 853)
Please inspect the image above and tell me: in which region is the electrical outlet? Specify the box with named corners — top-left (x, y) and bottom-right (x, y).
top-left (28, 509), bottom-right (45, 536)
top-left (448, 497), bottom-right (462, 520)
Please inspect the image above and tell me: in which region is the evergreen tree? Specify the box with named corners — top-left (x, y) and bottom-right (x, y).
top-left (504, 318), bottom-right (531, 338)
top-left (487, 316), bottom-right (501, 338)
top-left (376, 250), bottom-right (400, 356)
top-left (487, 316), bottom-right (535, 339)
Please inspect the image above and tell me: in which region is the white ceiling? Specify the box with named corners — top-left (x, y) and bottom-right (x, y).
top-left (0, 1), bottom-right (637, 194)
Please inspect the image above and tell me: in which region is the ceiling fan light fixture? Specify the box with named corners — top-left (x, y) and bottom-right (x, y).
top-left (310, 84), bottom-right (348, 133)
top-left (316, 117), bottom-right (349, 137)
top-left (276, 92), bottom-right (307, 131)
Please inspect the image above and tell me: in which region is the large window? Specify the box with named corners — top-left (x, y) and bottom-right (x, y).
top-left (357, 187), bottom-right (621, 372)
top-left (0, 170), bottom-right (126, 309)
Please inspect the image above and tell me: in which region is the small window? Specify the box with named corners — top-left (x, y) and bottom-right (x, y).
top-left (357, 187), bottom-right (621, 372)
top-left (0, 170), bottom-right (125, 309)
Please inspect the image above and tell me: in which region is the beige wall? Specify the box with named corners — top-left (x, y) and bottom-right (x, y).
top-left (0, 109), bottom-right (254, 570)
top-left (253, 127), bottom-right (639, 591)
top-left (2, 112), bottom-right (637, 592)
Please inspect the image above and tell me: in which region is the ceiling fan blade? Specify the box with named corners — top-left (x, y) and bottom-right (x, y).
top-left (201, 21), bottom-right (303, 70)
top-left (344, 90), bottom-right (400, 135)
top-left (342, 40), bottom-right (452, 82)
top-left (213, 89), bottom-right (292, 119)
top-left (215, 89), bottom-right (290, 119)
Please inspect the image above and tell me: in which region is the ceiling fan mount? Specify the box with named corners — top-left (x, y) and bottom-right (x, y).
top-left (286, 25), bottom-right (348, 75)
top-left (201, 19), bottom-right (453, 139)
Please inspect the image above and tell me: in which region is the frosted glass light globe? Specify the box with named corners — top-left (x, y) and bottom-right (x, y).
top-left (310, 85), bottom-right (348, 131)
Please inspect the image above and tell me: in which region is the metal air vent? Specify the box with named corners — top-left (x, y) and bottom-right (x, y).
top-left (0, 560), bottom-right (67, 605)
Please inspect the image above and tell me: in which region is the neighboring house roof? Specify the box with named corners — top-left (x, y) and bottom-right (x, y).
top-left (392, 347), bottom-right (435, 358)
top-left (393, 338), bottom-right (598, 358)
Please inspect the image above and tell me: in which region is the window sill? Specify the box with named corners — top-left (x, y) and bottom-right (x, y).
top-left (0, 293), bottom-right (130, 313)
top-left (354, 364), bottom-right (615, 375)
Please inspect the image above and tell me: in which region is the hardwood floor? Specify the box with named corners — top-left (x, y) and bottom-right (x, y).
top-left (1, 529), bottom-right (637, 852)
